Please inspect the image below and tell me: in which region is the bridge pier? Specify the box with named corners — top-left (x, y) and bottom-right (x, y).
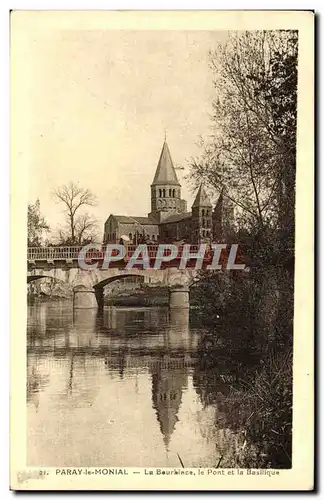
top-left (73, 288), bottom-right (98, 309)
top-left (95, 288), bottom-right (104, 310)
top-left (169, 285), bottom-right (190, 309)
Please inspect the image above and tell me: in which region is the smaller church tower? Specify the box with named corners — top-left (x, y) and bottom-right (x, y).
top-left (191, 184), bottom-right (213, 243)
top-left (212, 188), bottom-right (224, 241)
top-left (212, 187), bottom-right (234, 241)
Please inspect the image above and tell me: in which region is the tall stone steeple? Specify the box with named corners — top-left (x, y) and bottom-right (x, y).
top-left (149, 140), bottom-right (186, 222)
top-left (191, 184), bottom-right (213, 243)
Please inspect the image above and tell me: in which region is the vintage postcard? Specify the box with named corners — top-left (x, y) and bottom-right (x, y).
top-left (10, 10), bottom-right (314, 491)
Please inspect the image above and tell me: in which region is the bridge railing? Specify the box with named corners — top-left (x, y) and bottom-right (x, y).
top-left (28, 246), bottom-right (83, 261)
top-left (27, 244), bottom-right (216, 263)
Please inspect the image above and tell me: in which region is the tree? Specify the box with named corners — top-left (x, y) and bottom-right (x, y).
top-left (27, 199), bottom-right (50, 247)
top-left (190, 30), bottom-right (298, 254)
top-left (252, 31), bottom-right (298, 254)
top-left (53, 182), bottom-right (98, 245)
top-left (189, 32), bottom-right (296, 465)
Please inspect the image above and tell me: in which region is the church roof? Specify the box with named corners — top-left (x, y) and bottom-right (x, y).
top-left (111, 215), bottom-right (157, 226)
top-left (159, 212), bottom-right (192, 225)
top-left (151, 141), bottom-right (181, 187)
top-left (192, 184), bottom-right (212, 208)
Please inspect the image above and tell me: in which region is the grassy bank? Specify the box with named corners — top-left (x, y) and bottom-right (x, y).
top-left (104, 286), bottom-right (169, 307)
top-left (27, 295), bottom-right (72, 304)
top-left (192, 266), bottom-right (293, 469)
top-left (219, 350), bottom-right (292, 468)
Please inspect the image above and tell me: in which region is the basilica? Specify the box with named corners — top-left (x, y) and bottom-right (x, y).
top-left (103, 140), bottom-right (227, 245)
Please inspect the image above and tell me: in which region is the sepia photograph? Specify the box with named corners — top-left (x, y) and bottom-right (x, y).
top-left (10, 10), bottom-right (314, 491)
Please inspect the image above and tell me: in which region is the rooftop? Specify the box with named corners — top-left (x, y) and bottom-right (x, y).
top-left (192, 184), bottom-right (212, 208)
top-left (110, 215), bottom-right (157, 226)
top-left (151, 141), bottom-right (181, 187)
top-left (159, 212), bottom-right (192, 225)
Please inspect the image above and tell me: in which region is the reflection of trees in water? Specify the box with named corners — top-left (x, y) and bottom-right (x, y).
top-left (101, 307), bottom-right (170, 336)
top-left (27, 358), bottom-right (50, 410)
top-left (195, 404), bottom-right (247, 465)
top-left (192, 331), bottom-right (259, 407)
top-left (27, 302), bottom-right (73, 347)
top-left (192, 331), bottom-right (292, 468)
top-left (27, 349), bottom-right (100, 410)
top-left (27, 303), bottom-right (48, 343)
top-left (103, 349), bottom-right (128, 379)
top-left (62, 353), bottom-right (99, 408)
top-left (191, 347), bottom-right (248, 465)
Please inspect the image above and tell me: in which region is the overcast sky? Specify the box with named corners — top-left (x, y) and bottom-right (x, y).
top-left (17, 27), bottom-right (228, 236)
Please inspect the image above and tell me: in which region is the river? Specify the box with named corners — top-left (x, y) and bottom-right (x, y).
top-left (27, 301), bottom-right (245, 468)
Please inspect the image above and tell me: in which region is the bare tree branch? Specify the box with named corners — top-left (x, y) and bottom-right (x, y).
top-left (53, 182), bottom-right (97, 244)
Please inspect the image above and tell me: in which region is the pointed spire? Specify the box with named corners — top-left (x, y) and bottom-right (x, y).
top-left (152, 141), bottom-right (180, 186)
top-left (214, 187), bottom-right (224, 210)
top-left (192, 184), bottom-right (212, 208)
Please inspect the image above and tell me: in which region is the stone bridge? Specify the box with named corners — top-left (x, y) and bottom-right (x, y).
top-left (27, 266), bottom-right (197, 310)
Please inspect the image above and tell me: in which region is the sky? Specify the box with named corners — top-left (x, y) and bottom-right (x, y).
top-left (15, 25), bottom-right (228, 238)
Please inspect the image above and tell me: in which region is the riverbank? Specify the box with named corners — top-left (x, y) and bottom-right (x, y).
top-left (28, 279), bottom-right (206, 306)
top-left (27, 278), bottom-right (72, 304)
top-left (191, 265), bottom-right (293, 469)
top-left (27, 281), bottom-right (170, 307)
top-left (104, 286), bottom-right (169, 307)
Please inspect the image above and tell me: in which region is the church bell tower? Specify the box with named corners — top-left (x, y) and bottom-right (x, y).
top-left (149, 140), bottom-right (186, 223)
top-left (191, 184), bottom-right (213, 243)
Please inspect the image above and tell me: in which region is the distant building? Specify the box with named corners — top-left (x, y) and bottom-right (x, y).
top-left (103, 140), bottom-right (230, 245)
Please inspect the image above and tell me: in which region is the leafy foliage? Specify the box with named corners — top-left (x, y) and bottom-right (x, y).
top-left (27, 199), bottom-right (50, 247)
top-left (190, 30), bottom-right (298, 253)
top-left (217, 350), bottom-right (293, 469)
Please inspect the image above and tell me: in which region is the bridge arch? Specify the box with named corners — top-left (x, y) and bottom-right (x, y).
top-left (27, 274), bottom-right (65, 284)
top-left (27, 267), bottom-right (195, 310)
top-left (93, 273), bottom-right (145, 290)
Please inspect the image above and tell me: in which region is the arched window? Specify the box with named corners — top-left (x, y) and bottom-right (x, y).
top-left (206, 210), bottom-right (209, 216)
top-left (202, 209), bottom-right (205, 217)
top-left (172, 189), bottom-right (175, 198)
top-left (202, 230), bottom-right (205, 237)
top-left (129, 233), bottom-right (132, 241)
top-left (159, 189), bottom-right (162, 197)
top-left (169, 188), bottom-right (172, 197)
top-left (163, 188), bottom-right (166, 197)
top-left (152, 234), bottom-right (155, 240)
top-left (202, 219), bottom-right (205, 228)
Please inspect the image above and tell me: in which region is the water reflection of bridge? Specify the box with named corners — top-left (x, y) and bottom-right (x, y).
top-left (27, 306), bottom-right (198, 356)
top-left (27, 305), bottom-right (200, 452)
